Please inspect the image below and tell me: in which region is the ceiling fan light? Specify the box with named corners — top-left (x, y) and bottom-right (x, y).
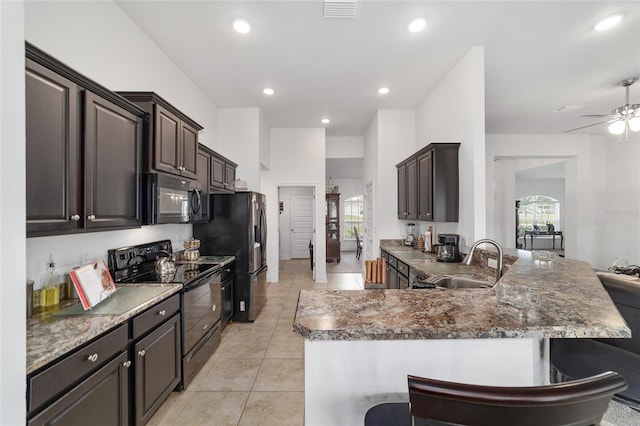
top-left (629, 116), bottom-right (640, 132)
top-left (608, 120), bottom-right (626, 135)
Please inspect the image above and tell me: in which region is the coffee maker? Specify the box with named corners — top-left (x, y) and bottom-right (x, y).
top-left (435, 233), bottom-right (462, 262)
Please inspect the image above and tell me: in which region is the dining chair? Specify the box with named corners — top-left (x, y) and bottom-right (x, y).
top-left (354, 226), bottom-right (363, 260)
top-left (365, 371), bottom-right (627, 426)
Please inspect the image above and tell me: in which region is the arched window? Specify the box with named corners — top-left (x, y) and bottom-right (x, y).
top-left (518, 195), bottom-right (560, 237)
top-left (344, 195), bottom-right (364, 240)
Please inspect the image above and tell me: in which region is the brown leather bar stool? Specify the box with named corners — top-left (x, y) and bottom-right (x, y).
top-left (364, 371), bottom-right (627, 426)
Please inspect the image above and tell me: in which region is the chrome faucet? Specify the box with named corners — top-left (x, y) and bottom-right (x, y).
top-left (463, 239), bottom-right (504, 283)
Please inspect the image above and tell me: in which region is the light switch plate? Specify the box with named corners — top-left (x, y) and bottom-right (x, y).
top-left (488, 258), bottom-right (497, 269)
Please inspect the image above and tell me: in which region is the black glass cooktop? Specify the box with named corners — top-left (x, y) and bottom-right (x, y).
top-left (115, 263), bottom-right (217, 284)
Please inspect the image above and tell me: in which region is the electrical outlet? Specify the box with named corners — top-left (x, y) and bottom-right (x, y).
top-left (240, 301), bottom-right (246, 311)
top-left (488, 258), bottom-right (497, 269)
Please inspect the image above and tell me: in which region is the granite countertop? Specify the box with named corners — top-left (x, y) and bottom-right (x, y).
top-left (27, 283), bottom-right (181, 374)
top-left (294, 242), bottom-right (630, 341)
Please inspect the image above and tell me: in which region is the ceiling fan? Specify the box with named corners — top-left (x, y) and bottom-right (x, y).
top-left (565, 78), bottom-right (640, 142)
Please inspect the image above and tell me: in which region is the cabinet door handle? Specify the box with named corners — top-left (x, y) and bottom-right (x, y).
top-left (123, 360), bottom-right (131, 368)
top-left (158, 309), bottom-right (166, 316)
top-left (70, 214), bottom-right (80, 221)
top-left (87, 353), bottom-right (99, 362)
top-left (138, 349), bottom-right (146, 357)
top-left (87, 214), bottom-right (96, 221)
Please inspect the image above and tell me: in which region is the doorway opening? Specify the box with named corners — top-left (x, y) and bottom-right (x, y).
top-left (278, 186), bottom-right (316, 279)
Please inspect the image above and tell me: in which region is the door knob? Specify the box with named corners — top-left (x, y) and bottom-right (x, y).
top-left (70, 214), bottom-right (80, 221)
top-left (87, 214), bottom-right (96, 221)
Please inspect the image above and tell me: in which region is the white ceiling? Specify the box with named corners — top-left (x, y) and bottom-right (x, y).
top-left (116, 1), bottom-right (640, 137)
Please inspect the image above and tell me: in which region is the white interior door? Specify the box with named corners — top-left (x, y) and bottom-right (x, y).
top-left (364, 181), bottom-right (374, 260)
top-left (290, 194), bottom-right (314, 258)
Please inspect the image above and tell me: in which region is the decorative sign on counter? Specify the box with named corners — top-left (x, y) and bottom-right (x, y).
top-left (69, 260), bottom-right (117, 310)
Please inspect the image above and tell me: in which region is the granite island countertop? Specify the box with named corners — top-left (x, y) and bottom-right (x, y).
top-left (27, 283), bottom-right (181, 374)
top-left (294, 243), bottom-right (630, 341)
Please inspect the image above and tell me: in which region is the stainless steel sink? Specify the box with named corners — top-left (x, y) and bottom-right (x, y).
top-left (429, 275), bottom-right (492, 289)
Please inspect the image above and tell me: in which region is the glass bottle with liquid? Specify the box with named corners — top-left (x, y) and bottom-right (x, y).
top-left (41, 256), bottom-right (60, 307)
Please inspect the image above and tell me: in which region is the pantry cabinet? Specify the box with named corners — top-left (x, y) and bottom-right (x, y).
top-left (26, 43), bottom-right (145, 237)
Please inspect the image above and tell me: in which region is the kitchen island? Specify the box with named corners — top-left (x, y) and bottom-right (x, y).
top-left (293, 243), bottom-right (630, 426)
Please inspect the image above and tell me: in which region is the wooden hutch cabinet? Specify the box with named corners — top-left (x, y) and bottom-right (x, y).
top-left (326, 193), bottom-right (341, 263)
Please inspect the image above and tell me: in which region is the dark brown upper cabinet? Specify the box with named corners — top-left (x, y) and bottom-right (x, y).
top-left (209, 150), bottom-right (237, 193)
top-left (26, 43), bottom-right (145, 237)
top-left (117, 92), bottom-right (202, 180)
top-left (397, 158), bottom-right (417, 220)
top-left (397, 143), bottom-right (459, 222)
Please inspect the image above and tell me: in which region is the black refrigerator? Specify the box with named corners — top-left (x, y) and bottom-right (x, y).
top-left (194, 191), bottom-right (267, 322)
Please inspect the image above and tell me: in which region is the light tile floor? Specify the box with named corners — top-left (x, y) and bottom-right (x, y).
top-left (147, 258), bottom-right (363, 426)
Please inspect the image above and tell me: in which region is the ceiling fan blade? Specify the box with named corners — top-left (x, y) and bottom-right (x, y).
top-left (580, 114), bottom-right (615, 118)
top-left (564, 119), bottom-right (614, 133)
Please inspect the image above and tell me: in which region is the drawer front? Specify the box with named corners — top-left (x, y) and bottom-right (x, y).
top-left (397, 261), bottom-right (409, 277)
top-left (133, 293), bottom-right (180, 340)
top-left (28, 323), bottom-right (128, 413)
top-left (387, 255), bottom-right (398, 269)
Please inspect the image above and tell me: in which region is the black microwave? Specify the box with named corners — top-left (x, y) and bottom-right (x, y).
top-left (142, 173), bottom-right (192, 224)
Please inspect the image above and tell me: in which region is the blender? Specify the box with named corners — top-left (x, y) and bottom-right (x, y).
top-left (404, 223), bottom-right (416, 246)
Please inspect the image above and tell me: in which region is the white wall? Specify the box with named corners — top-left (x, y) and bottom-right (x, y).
top-left (22, 1), bottom-right (227, 285)
top-left (259, 108), bottom-right (271, 176)
top-left (217, 108), bottom-right (261, 191)
top-left (415, 47), bottom-right (486, 246)
top-left (25, 1), bottom-right (218, 146)
top-left (486, 134), bottom-right (618, 269)
top-left (362, 110), bottom-right (415, 257)
top-left (264, 128), bottom-right (326, 282)
top-left (363, 114), bottom-right (379, 259)
top-left (326, 136), bottom-right (364, 158)
top-left (1, 1), bottom-right (26, 423)
top-left (601, 135), bottom-right (640, 268)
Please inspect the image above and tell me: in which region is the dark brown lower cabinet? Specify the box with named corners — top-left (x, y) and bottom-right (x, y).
top-left (27, 295), bottom-right (182, 426)
top-left (28, 351), bottom-right (130, 426)
top-left (135, 314), bottom-right (181, 425)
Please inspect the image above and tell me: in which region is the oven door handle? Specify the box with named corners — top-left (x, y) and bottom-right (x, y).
top-left (183, 271), bottom-right (220, 292)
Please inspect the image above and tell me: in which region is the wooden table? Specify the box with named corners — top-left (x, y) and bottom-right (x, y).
top-left (524, 231), bottom-right (564, 250)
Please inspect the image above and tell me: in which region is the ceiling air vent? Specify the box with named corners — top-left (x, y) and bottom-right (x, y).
top-left (324, 0), bottom-right (360, 19)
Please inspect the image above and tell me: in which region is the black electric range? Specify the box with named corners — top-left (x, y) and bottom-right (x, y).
top-left (107, 240), bottom-right (224, 390)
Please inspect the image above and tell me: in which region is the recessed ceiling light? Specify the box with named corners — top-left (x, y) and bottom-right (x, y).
top-left (321, 118), bottom-right (330, 124)
top-left (408, 18), bottom-right (426, 33)
top-left (233, 19), bottom-right (251, 34)
top-left (263, 88), bottom-right (274, 95)
top-left (378, 87), bottom-right (390, 95)
top-left (595, 14), bottom-right (622, 32)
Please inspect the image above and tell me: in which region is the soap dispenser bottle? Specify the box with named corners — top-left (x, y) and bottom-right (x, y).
top-left (42, 256), bottom-right (60, 307)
